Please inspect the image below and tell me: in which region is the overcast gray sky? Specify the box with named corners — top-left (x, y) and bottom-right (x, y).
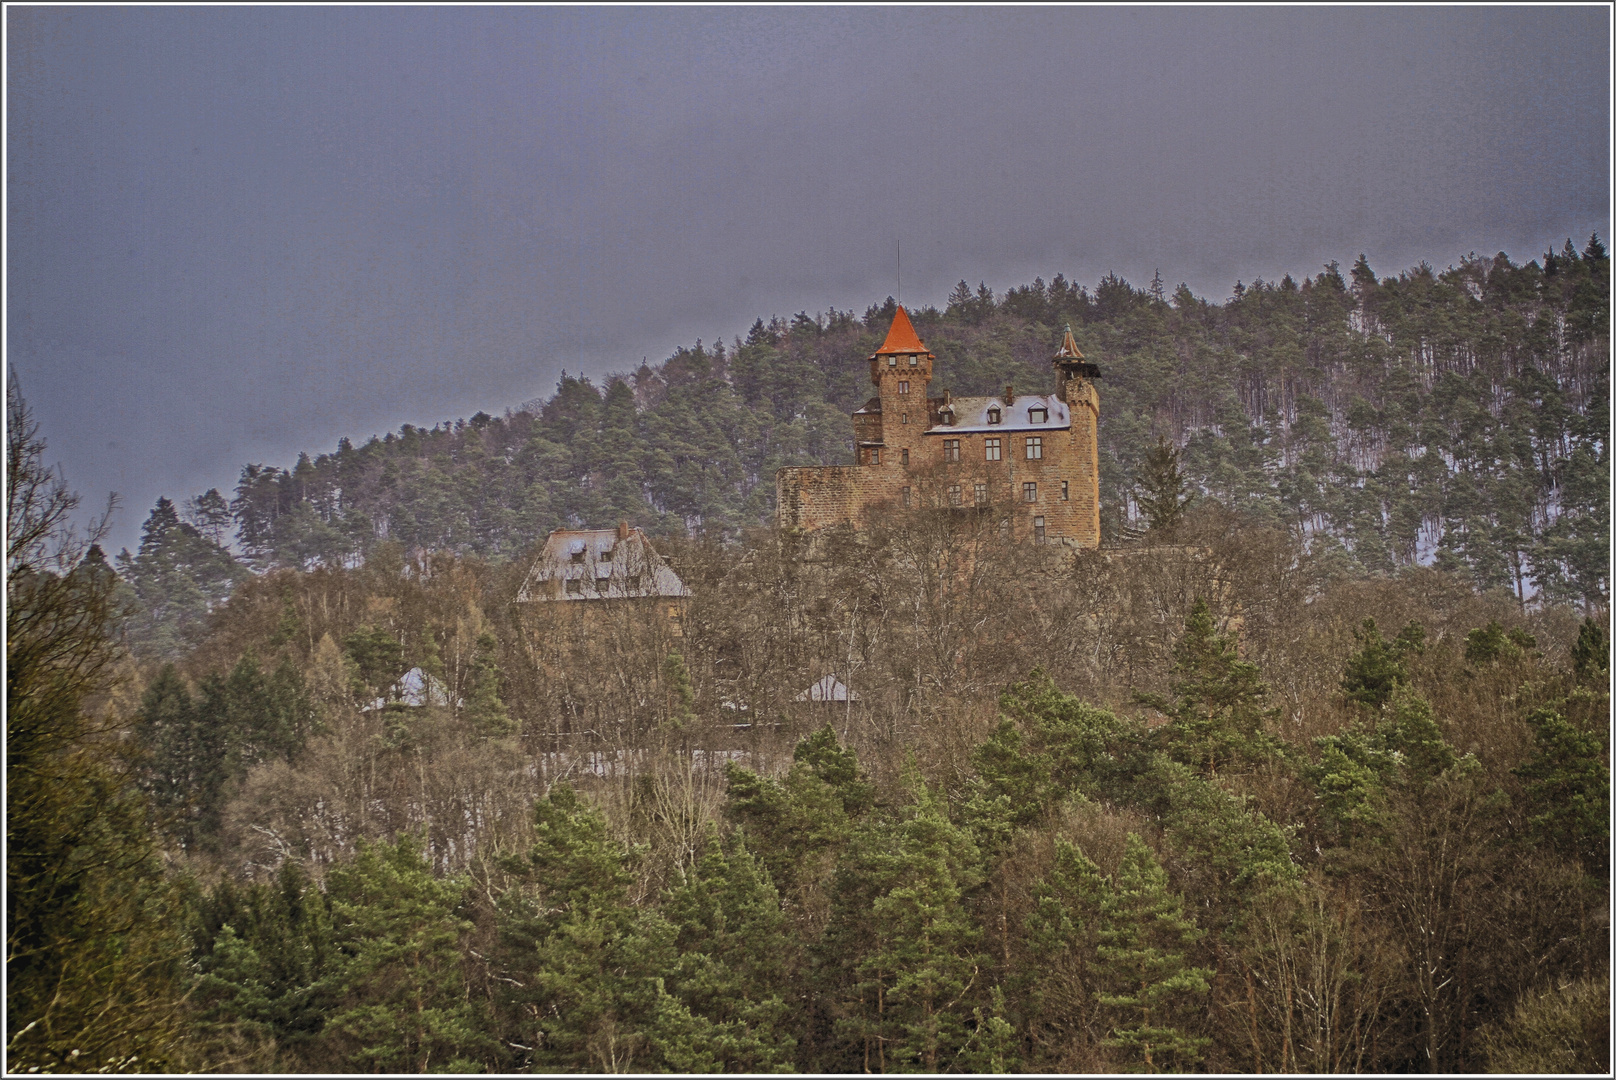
top-left (7, 5), bottom-right (1610, 554)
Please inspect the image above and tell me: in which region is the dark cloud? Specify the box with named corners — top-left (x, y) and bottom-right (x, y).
top-left (7, 7), bottom-right (1608, 552)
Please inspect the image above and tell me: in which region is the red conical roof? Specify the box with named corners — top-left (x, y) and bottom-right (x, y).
top-left (873, 305), bottom-right (930, 355)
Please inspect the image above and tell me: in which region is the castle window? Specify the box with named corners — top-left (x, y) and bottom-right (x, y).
top-left (908, 354), bottom-right (918, 366)
top-left (901, 448), bottom-right (909, 465)
top-left (987, 406), bottom-right (1002, 424)
top-left (888, 355), bottom-right (897, 366)
top-left (901, 413), bottom-right (908, 425)
top-left (985, 438), bottom-right (1001, 461)
top-left (898, 381), bottom-right (909, 395)
top-left (943, 439), bottom-right (960, 462)
top-left (1034, 515), bottom-right (1046, 543)
top-left (1023, 482), bottom-right (1037, 502)
top-left (565, 579), bottom-right (583, 595)
top-left (948, 484), bottom-right (962, 506)
top-left (902, 486), bottom-right (912, 507)
top-left (869, 447), bottom-right (881, 465)
top-left (1061, 480), bottom-right (1069, 501)
top-left (1025, 436), bottom-right (1043, 460)
top-left (974, 482), bottom-right (988, 505)
top-left (1030, 406), bottom-right (1048, 423)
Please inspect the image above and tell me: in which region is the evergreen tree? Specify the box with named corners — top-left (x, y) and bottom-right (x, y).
top-left (117, 496), bottom-right (248, 660)
top-left (835, 775), bottom-right (989, 1072)
top-left (1020, 840), bottom-right (1112, 1067)
top-left (463, 630), bottom-right (513, 736)
top-left (1515, 707), bottom-right (1609, 875)
top-left (661, 826), bottom-right (798, 1071)
top-left (1095, 835), bottom-right (1212, 1072)
top-left (500, 784), bottom-right (711, 1072)
top-left (1340, 617), bottom-right (1425, 709)
top-left (1134, 437), bottom-right (1192, 536)
top-left (1138, 599), bottom-right (1279, 775)
top-left (134, 664), bottom-right (227, 848)
top-left (191, 859), bottom-right (336, 1063)
top-left (319, 834), bottom-right (491, 1072)
top-left (1570, 617), bottom-right (1608, 683)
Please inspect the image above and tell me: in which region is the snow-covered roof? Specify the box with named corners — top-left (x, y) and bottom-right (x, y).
top-left (795, 675), bottom-right (859, 702)
top-left (516, 525), bottom-right (691, 603)
top-left (926, 394), bottom-right (1070, 435)
top-left (364, 666), bottom-right (460, 711)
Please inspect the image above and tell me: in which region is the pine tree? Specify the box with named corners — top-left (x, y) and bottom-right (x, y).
top-left (1515, 707), bottom-right (1609, 875)
top-left (1340, 617), bottom-right (1425, 709)
top-left (1095, 835), bottom-right (1212, 1072)
top-left (843, 777), bottom-right (988, 1072)
top-left (1139, 599), bottom-right (1279, 775)
top-left (134, 664), bottom-right (227, 848)
top-left (662, 826), bottom-right (798, 1071)
top-left (501, 783), bottom-right (708, 1073)
top-left (1134, 437), bottom-right (1192, 536)
top-left (319, 834), bottom-right (491, 1072)
top-left (463, 630), bottom-right (513, 736)
top-left (1020, 840), bottom-right (1112, 1066)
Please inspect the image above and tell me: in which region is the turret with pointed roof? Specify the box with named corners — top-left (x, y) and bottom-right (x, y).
top-left (1052, 323), bottom-right (1103, 400)
top-left (855, 306), bottom-right (936, 471)
top-left (872, 305), bottom-right (933, 357)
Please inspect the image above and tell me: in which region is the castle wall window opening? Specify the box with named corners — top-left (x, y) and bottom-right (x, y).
top-left (949, 484), bottom-right (962, 506)
top-left (985, 438), bottom-right (1001, 461)
top-left (1026, 436), bottom-right (1043, 460)
top-left (974, 482), bottom-right (988, 505)
top-left (1034, 516), bottom-right (1046, 543)
top-left (899, 381), bottom-right (910, 395)
top-left (1023, 482), bottom-right (1037, 502)
top-left (1061, 480), bottom-right (1069, 501)
top-left (943, 438), bottom-right (960, 462)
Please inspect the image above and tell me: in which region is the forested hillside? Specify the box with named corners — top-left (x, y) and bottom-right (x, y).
top-left (8, 240), bottom-right (1608, 1075)
top-left (197, 240), bottom-right (1606, 612)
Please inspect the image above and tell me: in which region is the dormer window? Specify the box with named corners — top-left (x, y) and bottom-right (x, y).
top-left (1029, 406), bottom-right (1048, 423)
top-left (987, 406), bottom-right (1002, 424)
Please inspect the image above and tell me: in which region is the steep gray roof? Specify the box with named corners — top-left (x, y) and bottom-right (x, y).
top-left (516, 526), bottom-right (690, 602)
top-left (926, 393), bottom-right (1069, 435)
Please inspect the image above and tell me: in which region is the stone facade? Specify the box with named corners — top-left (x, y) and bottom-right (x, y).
top-left (777, 307), bottom-right (1103, 546)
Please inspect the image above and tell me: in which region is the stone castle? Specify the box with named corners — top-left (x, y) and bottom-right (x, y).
top-left (776, 306), bottom-right (1102, 545)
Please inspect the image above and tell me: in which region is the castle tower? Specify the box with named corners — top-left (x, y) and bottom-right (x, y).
top-left (852, 305), bottom-right (934, 471)
top-left (1051, 325), bottom-right (1102, 543)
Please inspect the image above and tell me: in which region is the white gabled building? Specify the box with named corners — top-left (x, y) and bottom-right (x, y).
top-left (516, 522), bottom-right (690, 604)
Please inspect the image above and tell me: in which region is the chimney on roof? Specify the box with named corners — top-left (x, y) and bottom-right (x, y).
top-left (617, 520), bottom-right (630, 541)
top-left (1004, 384), bottom-right (1015, 404)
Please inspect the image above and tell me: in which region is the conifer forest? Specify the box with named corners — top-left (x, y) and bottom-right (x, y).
top-left (7, 246), bottom-right (1610, 1074)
